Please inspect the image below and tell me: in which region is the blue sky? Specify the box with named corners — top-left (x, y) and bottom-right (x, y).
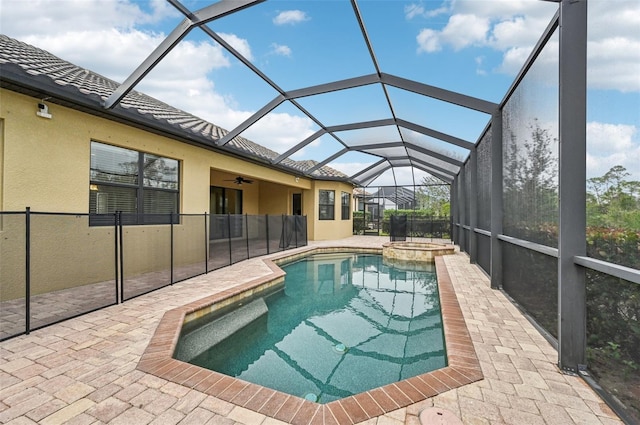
top-left (1, 0), bottom-right (638, 186)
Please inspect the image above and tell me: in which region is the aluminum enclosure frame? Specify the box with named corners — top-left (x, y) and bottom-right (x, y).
top-left (94, 0), bottom-right (638, 398)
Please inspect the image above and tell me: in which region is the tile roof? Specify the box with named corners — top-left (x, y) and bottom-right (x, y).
top-left (0, 34), bottom-right (348, 180)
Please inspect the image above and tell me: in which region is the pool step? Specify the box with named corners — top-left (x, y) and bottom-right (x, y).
top-left (174, 298), bottom-right (268, 362)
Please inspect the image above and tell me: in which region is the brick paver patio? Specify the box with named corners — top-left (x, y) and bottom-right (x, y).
top-left (0, 237), bottom-right (623, 424)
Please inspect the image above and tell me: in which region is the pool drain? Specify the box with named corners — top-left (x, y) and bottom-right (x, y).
top-left (304, 393), bottom-right (318, 402)
top-left (333, 343), bottom-right (348, 353)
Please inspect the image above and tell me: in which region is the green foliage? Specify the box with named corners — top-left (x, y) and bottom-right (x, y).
top-left (584, 166), bottom-right (639, 415)
top-left (501, 147), bottom-right (639, 411)
top-left (378, 209), bottom-right (451, 238)
top-left (416, 176), bottom-right (451, 217)
top-left (382, 209), bottom-right (441, 219)
top-left (352, 211), bottom-right (371, 234)
top-left (587, 165), bottom-right (640, 231)
top-left (503, 120), bottom-right (559, 245)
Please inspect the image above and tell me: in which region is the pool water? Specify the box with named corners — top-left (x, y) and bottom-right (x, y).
top-left (188, 253), bottom-right (446, 403)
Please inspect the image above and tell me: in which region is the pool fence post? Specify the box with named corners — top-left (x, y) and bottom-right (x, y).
top-left (118, 211), bottom-right (124, 302)
top-left (265, 214), bottom-right (270, 254)
top-left (170, 212), bottom-right (174, 284)
top-left (304, 215), bottom-right (308, 245)
top-left (227, 214), bottom-right (232, 265)
top-left (204, 212), bottom-right (209, 274)
top-left (114, 211), bottom-right (119, 304)
top-left (25, 206), bottom-right (31, 335)
top-left (245, 214), bottom-right (249, 259)
top-left (281, 215), bottom-right (285, 251)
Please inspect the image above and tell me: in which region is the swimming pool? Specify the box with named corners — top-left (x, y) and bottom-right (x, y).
top-left (179, 252), bottom-right (446, 404)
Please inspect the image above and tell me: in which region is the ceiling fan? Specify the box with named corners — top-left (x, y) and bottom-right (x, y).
top-left (225, 176), bottom-right (254, 185)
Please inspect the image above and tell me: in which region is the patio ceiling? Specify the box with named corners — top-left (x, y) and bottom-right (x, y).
top-left (102, 0), bottom-right (556, 188)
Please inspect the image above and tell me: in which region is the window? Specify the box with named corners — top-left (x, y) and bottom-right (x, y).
top-left (318, 190), bottom-right (335, 220)
top-left (210, 186), bottom-right (242, 215)
top-left (89, 141), bottom-right (179, 225)
top-left (341, 191), bottom-right (350, 220)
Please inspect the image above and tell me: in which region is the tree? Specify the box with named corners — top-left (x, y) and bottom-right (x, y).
top-left (587, 165), bottom-right (640, 229)
top-left (416, 175), bottom-right (450, 216)
top-left (503, 119), bottom-right (559, 244)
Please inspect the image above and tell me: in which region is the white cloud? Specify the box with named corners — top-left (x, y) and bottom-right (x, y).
top-left (497, 46), bottom-right (534, 76)
top-left (329, 162), bottom-right (373, 179)
top-left (475, 56), bottom-right (487, 76)
top-left (218, 33), bottom-right (254, 61)
top-left (273, 10), bottom-right (309, 26)
top-left (418, 14), bottom-right (489, 53)
top-left (405, 4), bottom-right (427, 20)
top-left (405, 2), bottom-right (450, 20)
top-left (416, 29), bottom-right (441, 53)
top-left (489, 16), bottom-right (545, 51)
top-left (588, 37), bottom-right (640, 93)
top-left (583, 0), bottom-right (639, 93)
top-left (588, 122), bottom-right (636, 153)
top-left (440, 14), bottom-right (490, 51)
top-left (414, 1), bottom-right (553, 71)
top-left (243, 113), bottom-right (315, 154)
top-left (587, 122), bottom-right (640, 179)
top-left (0, 0), bottom-right (180, 37)
top-left (12, 28), bottom-right (239, 131)
top-left (412, 0), bottom-right (640, 94)
top-left (0, 0), bottom-right (321, 155)
top-left (145, 0), bottom-right (181, 23)
top-left (270, 43), bottom-right (292, 57)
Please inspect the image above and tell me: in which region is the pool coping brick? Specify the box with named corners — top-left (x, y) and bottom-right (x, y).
top-left (137, 247), bottom-right (483, 424)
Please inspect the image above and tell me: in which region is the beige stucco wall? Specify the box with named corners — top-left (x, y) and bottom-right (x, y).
top-left (0, 90), bottom-right (316, 214)
top-left (0, 118), bottom-right (4, 213)
top-left (0, 89), bottom-right (356, 300)
top-left (306, 181), bottom-right (355, 241)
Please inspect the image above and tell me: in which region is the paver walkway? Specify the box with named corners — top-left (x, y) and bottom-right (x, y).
top-left (0, 237), bottom-right (623, 424)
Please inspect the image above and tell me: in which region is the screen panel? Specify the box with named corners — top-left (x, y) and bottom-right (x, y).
top-left (477, 128), bottom-right (492, 231)
top-left (502, 30), bottom-right (560, 247)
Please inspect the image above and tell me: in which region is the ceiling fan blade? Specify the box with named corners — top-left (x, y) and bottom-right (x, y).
top-left (221, 176), bottom-right (253, 184)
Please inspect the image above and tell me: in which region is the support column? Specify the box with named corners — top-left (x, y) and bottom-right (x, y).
top-left (451, 178), bottom-right (458, 244)
top-left (469, 148), bottom-right (478, 263)
top-left (558, 0), bottom-right (587, 372)
top-left (490, 110), bottom-right (503, 289)
top-left (449, 184), bottom-right (454, 242)
top-left (459, 164), bottom-right (466, 253)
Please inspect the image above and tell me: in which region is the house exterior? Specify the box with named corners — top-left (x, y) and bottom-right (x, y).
top-left (0, 35), bottom-right (355, 242)
top-left (0, 34), bottom-right (358, 300)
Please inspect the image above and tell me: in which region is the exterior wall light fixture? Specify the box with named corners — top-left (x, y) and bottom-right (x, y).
top-left (36, 102), bottom-right (52, 119)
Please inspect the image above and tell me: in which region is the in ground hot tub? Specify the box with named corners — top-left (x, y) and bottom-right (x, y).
top-left (382, 241), bottom-right (455, 264)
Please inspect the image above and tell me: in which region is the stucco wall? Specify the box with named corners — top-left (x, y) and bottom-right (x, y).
top-left (0, 89), bottom-right (355, 299)
top-left (259, 181), bottom-right (292, 215)
top-left (307, 181), bottom-right (355, 241)
top-left (0, 89), bottom-right (315, 214)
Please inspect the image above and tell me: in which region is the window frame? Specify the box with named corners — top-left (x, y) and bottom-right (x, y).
top-left (341, 191), bottom-right (351, 220)
top-left (318, 189), bottom-right (335, 220)
top-left (89, 141), bottom-right (180, 226)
